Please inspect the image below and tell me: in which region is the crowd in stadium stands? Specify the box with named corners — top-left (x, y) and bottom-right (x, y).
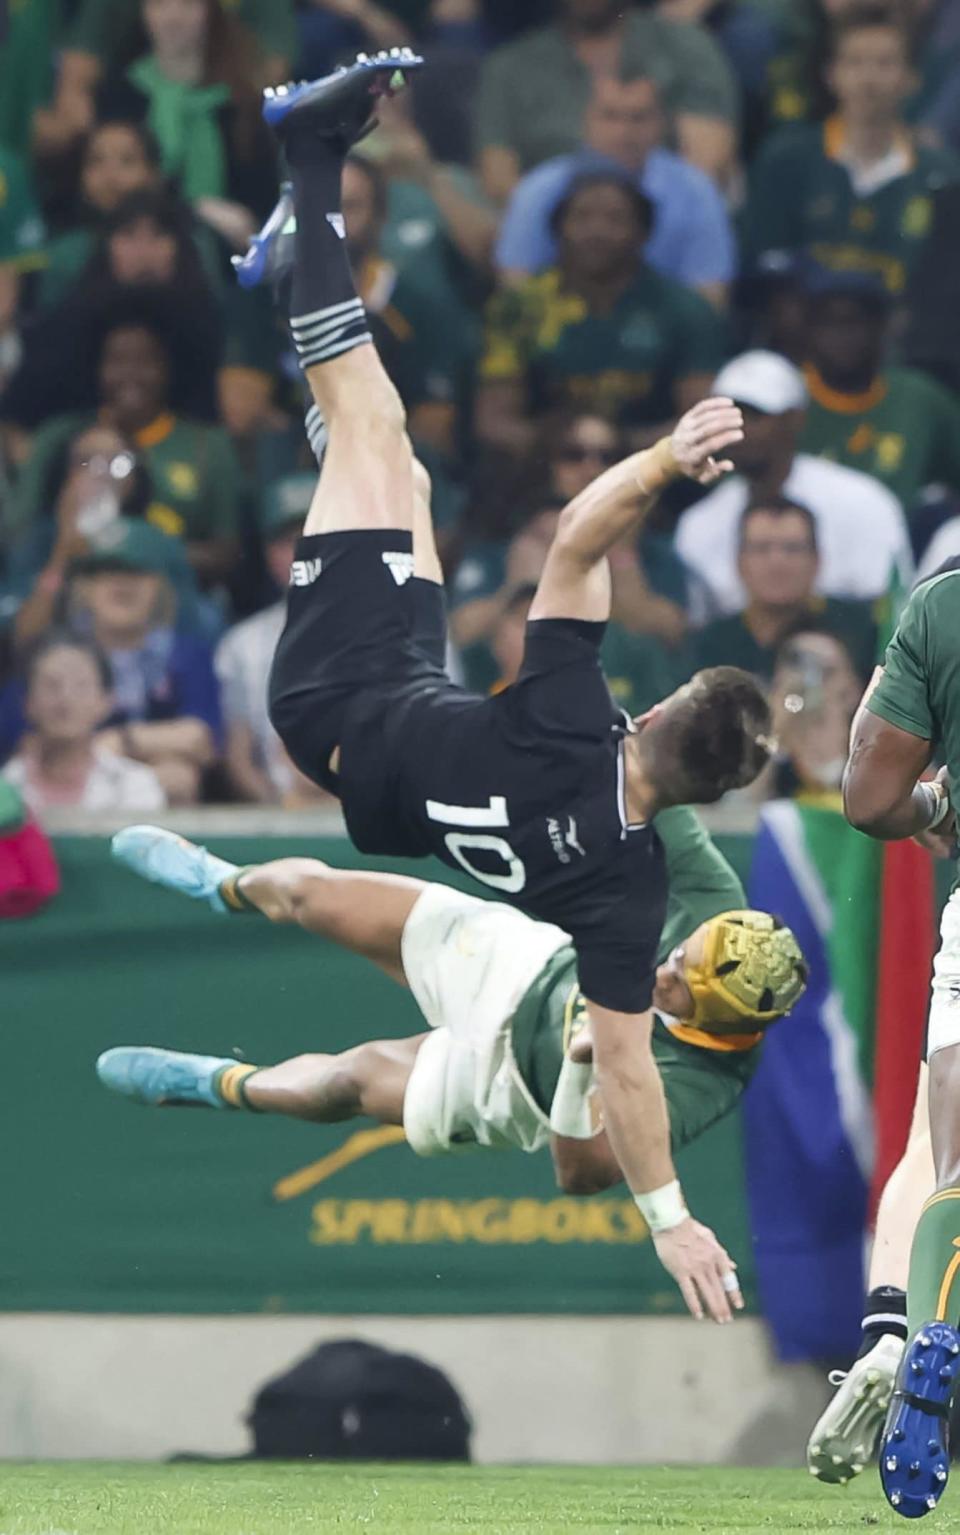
top-left (1, 0), bottom-right (959, 814)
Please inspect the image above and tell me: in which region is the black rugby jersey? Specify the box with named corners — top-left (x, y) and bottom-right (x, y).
top-left (338, 619), bottom-right (667, 1014)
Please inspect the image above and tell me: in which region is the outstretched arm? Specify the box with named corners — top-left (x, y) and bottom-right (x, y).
top-left (529, 398), bottom-right (743, 624)
top-left (588, 1001), bottom-right (741, 1324)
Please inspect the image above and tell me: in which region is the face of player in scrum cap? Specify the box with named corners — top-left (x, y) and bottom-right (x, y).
top-left (653, 910), bottom-right (807, 1036)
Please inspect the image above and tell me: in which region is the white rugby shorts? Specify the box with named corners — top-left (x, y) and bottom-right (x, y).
top-left (400, 885), bottom-right (568, 1157)
top-left (927, 887), bottom-right (960, 1058)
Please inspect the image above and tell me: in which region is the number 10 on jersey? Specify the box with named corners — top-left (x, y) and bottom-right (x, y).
top-left (425, 796), bottom-right (526, 894)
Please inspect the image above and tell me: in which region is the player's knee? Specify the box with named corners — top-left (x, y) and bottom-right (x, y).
top-left (285, 864), bottom-right (336, 925)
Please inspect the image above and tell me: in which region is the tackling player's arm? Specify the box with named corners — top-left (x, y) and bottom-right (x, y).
top-left (844, 606), bottom-right (954, 849)
top-left (587, 1000), bottom-right (741, 1325)
top-left (529, 398), bottom-right (743, 624)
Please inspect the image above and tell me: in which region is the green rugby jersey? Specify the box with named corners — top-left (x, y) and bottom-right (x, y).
top-left (510, 805), bottom-right (761, 1148)
top-left (744, 118), bottom-right (960, 295)
top-left (480, 264), bottom-right (725, 429)
top-left (12, 412), bottom-right (241, 544)
top-left (869, 567), bottom-right (960, 883)
top-left (800, 365), bottom-right (960, 513)
top-left (693, 598), bottom-right (878, 685)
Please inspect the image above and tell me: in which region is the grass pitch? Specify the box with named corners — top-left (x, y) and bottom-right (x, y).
top-left (3, 1463), bottom-right (960, 1535)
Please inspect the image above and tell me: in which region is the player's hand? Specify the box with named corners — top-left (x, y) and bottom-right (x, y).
top-left (913, 765), bottom-right (956, 859)
top-left (670, 398), bottom-right (744, 486)
top-left (653, 1216), bottom-right (743, 1323)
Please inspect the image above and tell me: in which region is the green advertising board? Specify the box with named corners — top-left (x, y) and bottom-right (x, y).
top-left (3, 834), bottom-right (757, 1317)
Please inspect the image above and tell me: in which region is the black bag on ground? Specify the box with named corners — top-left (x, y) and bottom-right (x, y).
top-left (247, 1338), bottom-right (472, 1461)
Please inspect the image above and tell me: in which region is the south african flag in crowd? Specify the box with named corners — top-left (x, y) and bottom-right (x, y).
top-left (744, 798), bottom-right (935, 1361)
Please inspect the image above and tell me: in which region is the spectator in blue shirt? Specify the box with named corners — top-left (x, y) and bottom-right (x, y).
top-left (0, 519), bottom-right (219, 804)
top-left (495, 73), bottom-right (736, 310)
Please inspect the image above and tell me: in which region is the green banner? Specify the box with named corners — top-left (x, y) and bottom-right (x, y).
top-left (4, 834), bottom-right (757, 1316)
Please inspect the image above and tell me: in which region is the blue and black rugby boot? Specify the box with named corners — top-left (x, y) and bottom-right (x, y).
top-left (232, 181), bottom-right (295, 289)
top-left (262, 49), bottom-right (424, 149)
top-left (879, 1320), bottom-right (960, 1517)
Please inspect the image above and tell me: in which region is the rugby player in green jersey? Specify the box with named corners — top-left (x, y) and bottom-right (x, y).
top-left (843, 564), bottom-right (960, 1517)
top-left (98, 808), bottom-right (806, 1324)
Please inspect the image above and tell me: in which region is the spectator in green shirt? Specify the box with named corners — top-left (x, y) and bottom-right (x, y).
top-left (693, 493), bottom-right (877, 685)
top-left (9, 318), bottom-right (241, 588)
top-left (798, 266), bottom-right (960, 519)
top-left (34, 0), bottom-right (295, 160)
top-left (93, 0), bottom-right (279, 251)
top-left (476, 170), bottom-right (725, 457)
top-left (475, 0), bottom-right (741, 202)
top-left (37, 121), bottom-right (166, 310)
top-left (744, 4), bottom-right (960, 296)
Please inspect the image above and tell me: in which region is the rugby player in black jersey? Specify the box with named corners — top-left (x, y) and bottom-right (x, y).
top-left (243, 56), bottom-right (772, 1324)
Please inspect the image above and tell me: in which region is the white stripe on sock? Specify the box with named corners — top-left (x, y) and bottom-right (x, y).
top-left (297, 330), bottom-right (373, 368)
top-left (290, 296), bottom-right (364, 329)
top-left (292, 305), bottom-right (367, 346)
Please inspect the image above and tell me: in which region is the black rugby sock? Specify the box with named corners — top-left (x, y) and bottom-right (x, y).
top-left (855, 1284), bottom-right (908, 1360)
top-left (285, 140), bottom-right (370, 371)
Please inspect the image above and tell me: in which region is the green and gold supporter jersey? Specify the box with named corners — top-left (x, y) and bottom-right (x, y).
top-left (744, 118), bottom-right (960, 295)
top-left (869, 568), bottom-right (960, 879)
top-left (509, 805), bottom-right (760, 1143)
top-left (0, 146), bottom-right (45, 270)
top-left (11, 412), bottom-right (241, 545)
top-left (480, 264), bottom-right (725, 429)
top-left (800, 365), bottom-right (960, 514)
top-left (693, 597), bottom-right (878, 685)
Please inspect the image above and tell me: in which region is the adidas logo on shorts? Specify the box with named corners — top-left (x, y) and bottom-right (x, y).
top-left (290, 557), bottom-right (322, 586)
top-left (383, 551), bottom-right (414, 587)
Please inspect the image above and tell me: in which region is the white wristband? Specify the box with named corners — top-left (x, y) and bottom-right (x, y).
top-left (922, 781), bottom-right (952, 830)
top-left (635, 1179), bottom-right (687, 1234)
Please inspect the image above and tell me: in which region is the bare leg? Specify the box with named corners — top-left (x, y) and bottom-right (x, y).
top-left (232, 857), bottom-right (427, 984)
top-left (869, 1063), bottom-right (934, 1291)
top-left (302, 346), bottom-right (417, 537)
top-left (245, 1036), bottom-right (426, 1124)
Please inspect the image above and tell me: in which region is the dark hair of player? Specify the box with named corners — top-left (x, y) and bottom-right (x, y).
top-left (738, 495), bottom-right (818, 552)
top-left (643, 668), bottom-right (772, 806)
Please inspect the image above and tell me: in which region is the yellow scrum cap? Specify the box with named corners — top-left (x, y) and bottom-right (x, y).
top-left (685, 910), bottom-right (808, 1035)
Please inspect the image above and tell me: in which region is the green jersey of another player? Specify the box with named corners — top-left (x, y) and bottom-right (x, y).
top-left (844, 566), bottom-right (960, 1517)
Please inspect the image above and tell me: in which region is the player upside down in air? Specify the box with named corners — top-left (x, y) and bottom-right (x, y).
top-left (99, 811), bottom-right (807, 1322)
top-left (229, 53), bottom-right (773, 1324)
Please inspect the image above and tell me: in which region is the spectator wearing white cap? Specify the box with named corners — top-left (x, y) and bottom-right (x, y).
top-left (674, 350), bottom-right (913, 620)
